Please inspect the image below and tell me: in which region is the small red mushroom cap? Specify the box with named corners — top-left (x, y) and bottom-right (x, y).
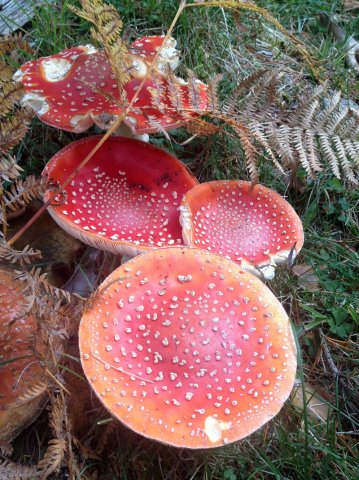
top-left (79, 246), bottom-right (297, 448)
top-left (180, 181), bottom-right (304, 280)
top-left (15, 37), bottom-right (207, 135)
top-left (43, 136), bottom-right (198, 256)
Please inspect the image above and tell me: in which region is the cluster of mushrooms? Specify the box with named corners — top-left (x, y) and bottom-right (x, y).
top-left (1, 36), bottom-right (303, 449)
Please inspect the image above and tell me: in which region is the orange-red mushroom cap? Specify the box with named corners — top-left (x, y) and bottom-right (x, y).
top-left (180, 181), bottom-right (304, 280)
top-left (79, 247), bottom-right (297, 448)
top-left (0, 268), bottom-right (45, 409)
top-left (43, 136), bottom-right (198, 256)
top-left (15, 37), bottom-right (208, 135)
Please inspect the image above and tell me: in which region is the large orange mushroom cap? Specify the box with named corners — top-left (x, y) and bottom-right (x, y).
top-left (79, 247), bottom-right (297, 448)
top-left (180, 181), bottom-right (304, 280)
top-left (43, 136), bottom-right (198, 256)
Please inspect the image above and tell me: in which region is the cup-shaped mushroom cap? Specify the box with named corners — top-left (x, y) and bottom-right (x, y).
top-left (180, 181), bottom-right (304, 280)
top-left (0, 268), bottom-right (46, 410)
top-left (43, 136), bottom-right (198, 256)
top-left (79, 246), bottom-right (297, 448)
top-left (15, 38), bottom-right (207, 134)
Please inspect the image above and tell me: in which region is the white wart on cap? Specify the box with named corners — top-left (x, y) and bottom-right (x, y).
top-left (180, 181), bottom-right (304, 280)
top-left (79, 247), bottom-right (297, 448)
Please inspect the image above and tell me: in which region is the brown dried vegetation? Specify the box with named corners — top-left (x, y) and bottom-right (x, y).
top-left (0, 1), bottom-right (358, 478)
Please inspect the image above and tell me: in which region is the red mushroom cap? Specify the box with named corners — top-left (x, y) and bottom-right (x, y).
top-left (180, 181), bottom-right (304, 280)
top-left (0, 268), bottom-right (45, 410)
top-left (79, 246), bottom-right (297, 448)
top-left (130, 35), bottom-right (180, 73)
top-left (15, 38), bottom-right (207, 134)
top-left (43, 136), bottom-right (198, 256)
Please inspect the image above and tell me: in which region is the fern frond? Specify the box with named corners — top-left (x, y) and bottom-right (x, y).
top-left (232, 124), bottom-right (259, 182)
top-left (206, 74), bottom-right (223, 112)
top-left (0, 459), bottom-right (39, 479)
top-left (37, 438), bottom-right (66, 479)
top-left (0, 107), bottom-right (33, 154)
top-left (49, 394), bottom-right (66, 439)
top-left (318, 133), bottom-right (341, 179)
top-left (0, 33), bottom-right (32, 56)
top-left (325, 106), bottom-right (349, 134)
top-left (166, 71), bottom-right (186, 116)
top-left (0, 60), bottom-right (15, 88)
top-left (343, 139), bottom-right (359, 167)
top-left (0, 155), bottom-right (23, 182)
top-left (292, 127), bottom-right (314, 178)
top-left (313, 91), bottom-right (341, 130)
top-left (0, 82), bottom-right (25, 119)
top-left (0, 240), bottom-right (42, 266)
top-left (187, 69), bottom-right (206, 113)
top-left (18, 381), bottom-right (48, 404)
top-left (248, 121), bottom-right (285, 174)
top-left (3, 175), bottom-right (46, 215)
top-left (186, 118), bottom-right (223, 136)
top-left (332, 135), bottom-right (357, 183)
top-left (304, 130), bottom-right (322, 172)
top-left (69, 0), bottom-right (130, 103)
top-left (0, 441), bottom-right (13, 457)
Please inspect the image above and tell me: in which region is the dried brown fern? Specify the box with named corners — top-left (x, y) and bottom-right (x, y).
top-left (0, 239), bottom-right (42, 267)
top-left (37, 438), bottom-right (66, 479)
top-left (0, 33), bottom-right (33, 56)
top-left (0, 156), bottom-right (23, 183)
top-left (0, 459), bottom-right (39, 479)
top-left (69, 0), bottom-right (130, 104)
top-left (187, 71), bottom-right (358, 182)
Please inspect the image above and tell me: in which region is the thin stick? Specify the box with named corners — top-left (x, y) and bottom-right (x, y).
top-left (8, 1), bottom-right (187, 246)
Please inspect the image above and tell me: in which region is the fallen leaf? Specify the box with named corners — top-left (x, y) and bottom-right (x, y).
top-left (344, 0), bottom-right (359, 11)
top-left (292, 264), bottom-right (320, 292)
top-left (291, 381), bottom-right (331, 422)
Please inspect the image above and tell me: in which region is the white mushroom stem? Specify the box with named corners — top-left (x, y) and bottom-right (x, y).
top-left (113, 122), bottom-right (149, 142)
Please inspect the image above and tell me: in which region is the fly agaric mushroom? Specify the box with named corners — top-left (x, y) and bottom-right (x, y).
top-left (0, 267), bottom-right (47, 441)
top-left (79, 246), bottom-right (297, 448)
top-left (180, 181), bottom-right (304, 280)
top-left (14, 36), bottom-right (208, 136)
top-left (42, 136), bottom-right (198, 256)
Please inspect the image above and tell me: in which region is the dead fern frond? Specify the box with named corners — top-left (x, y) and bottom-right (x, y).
top-left (69, 0), bottom-right (130, 103)
top-left (186, 118), bottom-right (223, 136)
top-left (0, 155), bottom-right (23, 182)
top-left (0, 241), bottom-right (42, 267)
top-left (0, 442), bottom-right (13, 457)
top-left (0, 82), bottom-right (25, 120)
top-left (0, 107), bottom-right (34, 154)
top-left (219, 73), bottom-right (359, 182)
top-left (37, 438), bottom-right (66, 479)
top-left (0, 33), bottom-right (32, 56)
top-left (0, 60), bottom-right (14, 88)
top-left (49, 393), bottom-right (66, 439)
top-left (231, 123), bottom-right (259, 182)
top-left (206, 74), bottom-right (223, 113)
top-left (0, 459), bottom-right (39, 479)
top-left (18, 381), bottom-right (48, 404)
top-left (2, 176), bottom-right (47, 218)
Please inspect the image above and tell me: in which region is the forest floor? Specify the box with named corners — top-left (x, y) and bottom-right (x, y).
top-left (1, 0), bottom-right (359, 479)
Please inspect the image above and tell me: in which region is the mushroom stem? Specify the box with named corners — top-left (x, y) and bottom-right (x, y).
top-left (112, 123), bottom-right (149, 142)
